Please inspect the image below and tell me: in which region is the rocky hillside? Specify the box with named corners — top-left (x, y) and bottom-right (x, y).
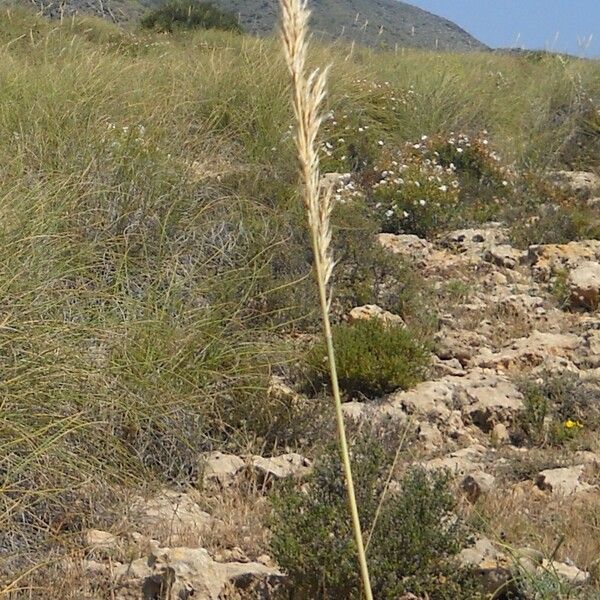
top-left (8, 0), bottom-right (487, 51)
top-left (66, 170), bottom-right (600, 599)
top-left (208, 0), bottom-right (487, 51)
top-left (1, 9), bottom-right (599, 599)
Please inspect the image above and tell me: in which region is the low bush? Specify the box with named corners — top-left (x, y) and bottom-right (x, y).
top-left (270, 432), bottom-right (482, 599)
top-left (306, 319), bottom-right (430, 399)
top-left (141, 0), bottom-right (242, 33)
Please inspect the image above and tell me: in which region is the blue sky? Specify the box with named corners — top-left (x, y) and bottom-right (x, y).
top-left (408, 1), bottom-right (599, 57)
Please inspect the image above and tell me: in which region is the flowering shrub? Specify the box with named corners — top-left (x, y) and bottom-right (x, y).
top-left (427, 131), bottom-right (509, 190)
top-left (318, 116), bottom-right (512, 237)
top-left (370, 141), bottom-right (461, 237)
top-left (370, 132), bottom-right (512, 237)
top-left (310, 76), bottom-right (513, 237)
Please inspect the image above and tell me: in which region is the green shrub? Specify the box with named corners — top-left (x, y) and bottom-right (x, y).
top-left (307, 319), bottom-right (430, 399)
top-left (373, 157), bottom-right (460, 238)
top-left (141, 0), bottom-right (242, 33)
top-left (270, 432), bottom-right (482, 599)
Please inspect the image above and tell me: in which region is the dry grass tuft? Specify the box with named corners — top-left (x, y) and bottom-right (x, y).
top-left (279, 0), bottom-right (373, 597)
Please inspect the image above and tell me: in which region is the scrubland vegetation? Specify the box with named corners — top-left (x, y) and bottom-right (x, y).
top-left (0, 5), bottom-right (599, 597)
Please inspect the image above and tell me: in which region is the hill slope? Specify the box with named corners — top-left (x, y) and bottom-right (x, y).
top-left (209, 0), bottom-right (487, 51)
top-left (15, 0), bottom-right (487, 51)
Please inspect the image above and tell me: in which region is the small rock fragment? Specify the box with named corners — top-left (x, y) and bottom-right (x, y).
top-left (348, 304), bottom-right (405, 326)
top-left (568, 261), bottom-right (600, 310)
top-left (535, 465), bottom-right (592, 496)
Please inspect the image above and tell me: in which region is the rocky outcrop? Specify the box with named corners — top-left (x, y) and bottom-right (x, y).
top-left (441, 225), bottom-right (508, 258)
top-left (459, 537), bottom-right (591, 596)
top-left (472, 331), bottom-right (581, 371)
top-left (527, 241), bottom-right (600, 281)
top-left (548, 170), bottom-right (600, 200)
top-left (199, 451), bottom-right (310, 490)
top-left (377, 233), bottom-right (433, 266)
top-left (130, 490), bottom-right (213, 545)
top-left (112, 546), bottom-right (284, 600)
top-left (535, 464), bottom-right (593, 496)
top-left (348, 304), bottom-right (405, 326)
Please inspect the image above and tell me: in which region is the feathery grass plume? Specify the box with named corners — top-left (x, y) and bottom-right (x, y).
top-left (279, 1), bottom-right (374, 598)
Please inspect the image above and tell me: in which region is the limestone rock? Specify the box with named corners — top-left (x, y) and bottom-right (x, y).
top-left (377, 233), bottom-right (433, 265)
top-left (431, 355), bottom-right (465, 377)
top-left (513, 547), bottom-right (545, 576)
top-left (535, 465), bottom-right (593, 496)
top-left (84, 529), bottom-right (119, 552)
top-left (417, 421), bottom-right (444, 452)
top-left (267, 376), bottom-right (301, 406)
top-left (485, 244), bottom-right (526, 269)
top-left (389, 379), bottom-right (455, 422)
top-left (200, 452), bottom-right (246, 489)
top-left (424, 445), bottom-right (487, 476)
top-left (473, 331), bottom-right (580, 371)
top-left (527, 241), bottom-right (600, 281)
top-left (491, 423), bottom-right (510, 445)
top-left (348, 304), bottom-right (405, 326)
top-left (434, 329), bottom-right (488, 365)
top-left (496, 293), bottom-right (545, 318)
top-left (459, 538), bottom-right (514, 596)
top-left (568, 261), bottom-right (600, 310)
top-left (113, 546), bottom-right (284, 600)
top-left (585, 330), bottom-right (600, 356)
top-left (441, 225), bottom-right (508, 258)
top-left (130, 490), bottom-right (213, 543)
top-left (543, 560), bottom-right (590, 585)
top-left (460, 471), bottom-right (496, 503)
top-left (548, 170), bottom-right (600, 200)
top-left (358, 369), bottom-right (522, 440)
top-left (251, 453), bottom-right (311, 486)
top-left (456, 370), bottom-right (524, 431)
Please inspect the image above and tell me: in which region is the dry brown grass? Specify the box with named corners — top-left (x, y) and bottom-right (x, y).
top-left (468, 486), bottom-right (600, 578)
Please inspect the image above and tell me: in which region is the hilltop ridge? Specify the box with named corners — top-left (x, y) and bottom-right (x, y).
top-left (9, 0), bottom-right (487, 51)
top-left (209, 0), bottom-right (487, 51)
